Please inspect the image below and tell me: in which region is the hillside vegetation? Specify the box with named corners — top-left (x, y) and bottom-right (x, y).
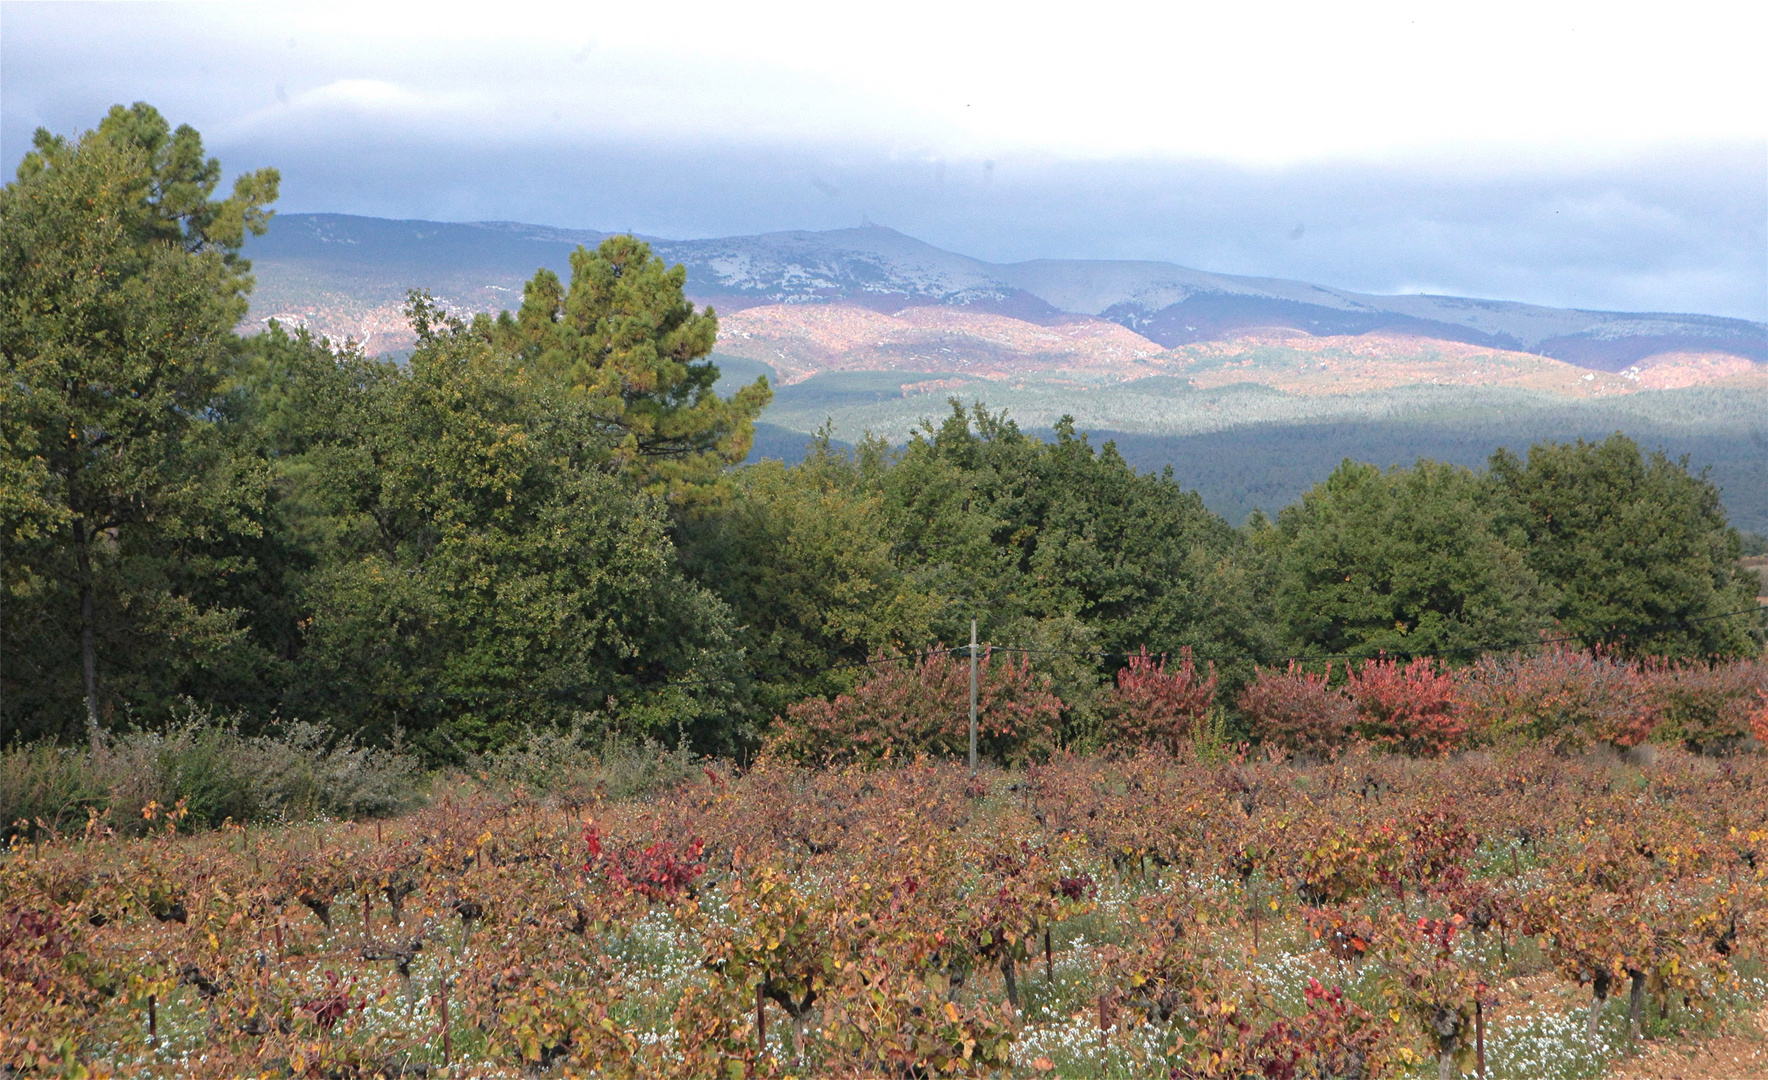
top-left (3, 104), bottom-right (1764, 760)
top-left (7, 103), bottom-right (1768, 1080)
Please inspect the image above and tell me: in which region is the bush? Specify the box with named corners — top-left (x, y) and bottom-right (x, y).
top-left (1644, 659), bottom-right (1768, 752)
top-left (1344, 657), bottom-right (1466, 756)
top-left (0, 712), bottom-right (420, 837)
top-left (1459, 645), bottom-right (1657, 750)
top-left (770, 647), bottom-right (1063, 766)
top-left (0, 745), bottom-right (111, 836)
top-left (477, 724), bottom-right (702, 802)
top-left (1098, 647), bottom-right (1217, 755)
top-left (1240, 663), bottom-right (1355, 756)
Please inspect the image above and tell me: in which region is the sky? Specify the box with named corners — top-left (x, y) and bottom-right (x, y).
top-left (4, 0), bottom-right (1766, 319)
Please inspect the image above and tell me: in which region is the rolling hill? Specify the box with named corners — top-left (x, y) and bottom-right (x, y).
top-left (243, 214), bottom-right (1767, 373)
top-left (242, 213), bottom-right (1768, 535)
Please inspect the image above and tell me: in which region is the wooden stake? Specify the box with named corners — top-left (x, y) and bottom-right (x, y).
top-left (439, 979), bottom-right (452, 1066)
top-left (147, 993), bottom-right (157, 1049)
top-left (1045, 928), bottom-right (1053, 983)
top-left (756, 983), bottom-right (767, 1053)
top-left (1476, 997), bottom-right (1487, 1078)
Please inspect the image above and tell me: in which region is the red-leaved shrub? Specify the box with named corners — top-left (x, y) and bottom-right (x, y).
top-left (1344, 657), bottom-right (1467, 756)
top-left (1240, 663), bottom-right (1355, 756)
top-left (771, 647), bottom-right (1063, 766)
top-left (1459, 644), bottom-right (1657, 750)
top-left (584, 824), bottom-right (707, 901)
top-left (1644, 659), bottom-right (1768, 752)
top-left (1098, 646), bottom-right (1217, 755)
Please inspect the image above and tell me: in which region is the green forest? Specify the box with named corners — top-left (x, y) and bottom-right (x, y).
top-left (4, 105), bottom-right (1764, 762)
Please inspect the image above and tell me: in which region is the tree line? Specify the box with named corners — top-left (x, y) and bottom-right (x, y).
top-left (3, 105), bottom-right (1761, 760)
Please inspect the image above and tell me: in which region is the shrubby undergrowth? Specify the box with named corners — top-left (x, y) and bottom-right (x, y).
top-left (779, 646), bottom-right (1768, 764)
top-left (8, 745), bottom-right (1768, 1078)
top-left (0, 712), bottom-right (419, 838)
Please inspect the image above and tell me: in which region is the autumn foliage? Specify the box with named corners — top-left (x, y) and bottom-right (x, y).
top-left (771, 647), bottom-right (1063, 765)
top-left (1097, 646), bottom-right (1218, 755)
top-left (1239, 662), bottom-right (1356, 756)
top-left (1344, 656), bottom-right (1466, 756)
top-left (6, 745), bottom-right (1768, 1078)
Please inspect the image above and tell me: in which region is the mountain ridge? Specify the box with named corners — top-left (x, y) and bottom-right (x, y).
top-left (243, 213), bottom-right (1768, 372)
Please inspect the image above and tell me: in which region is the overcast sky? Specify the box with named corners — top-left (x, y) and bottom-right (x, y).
top-left (4, 0), bottom-right (1765, 319)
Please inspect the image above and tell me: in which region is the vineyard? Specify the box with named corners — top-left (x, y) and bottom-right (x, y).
top-left (8, 715), bottom-right (1768, 1078)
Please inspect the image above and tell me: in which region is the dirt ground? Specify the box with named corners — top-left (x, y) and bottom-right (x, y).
top-left (1606, 1003), bottom-right (1768, 1080)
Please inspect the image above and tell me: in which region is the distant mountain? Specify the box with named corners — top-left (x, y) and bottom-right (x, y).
top-left (243, 213), bottom-right (1768, 372)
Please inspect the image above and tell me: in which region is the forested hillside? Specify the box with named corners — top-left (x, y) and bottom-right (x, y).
top-left (4, 106), bottom-right (1764, 760)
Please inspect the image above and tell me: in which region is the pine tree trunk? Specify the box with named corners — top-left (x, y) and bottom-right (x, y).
top-left (74, 519), bottom-right (101, 751)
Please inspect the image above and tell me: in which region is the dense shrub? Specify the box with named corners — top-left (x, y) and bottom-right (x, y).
top-left (1645, 659), bottom-right (1768, 752)
top-left (1097, 647), bottom-right (1217, 755)
top-left (1459, 645), bottom-right (1657, 750)
top-left (1345, 657), bottom-right (1466, 756)
top-left (477, 725), bottom-right (702, 801)
top-left (1240, 663), bottom-right (1356, 756)
top-left (0, 714), bottom-right (419, 838)
top-left (771, 647), bottom-right (1063, 765)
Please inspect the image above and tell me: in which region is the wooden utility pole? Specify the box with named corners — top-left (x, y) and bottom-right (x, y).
top-left (968, 619), bottom-right (979, 775)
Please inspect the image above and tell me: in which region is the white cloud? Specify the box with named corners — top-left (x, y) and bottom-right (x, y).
top-left (2, 0), bottom-right (1763, 318)
top-left (11, 0), bottom-right (1764, 166)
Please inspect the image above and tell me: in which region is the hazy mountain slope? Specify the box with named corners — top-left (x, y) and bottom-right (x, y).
top-left (243, 213), bottom-right (1767, 371)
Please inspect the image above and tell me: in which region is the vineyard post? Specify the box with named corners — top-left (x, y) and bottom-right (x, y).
top-left (147, 993), bottom-right (157, 1049)
top-left (439, 977), bottom-right (452, 1066)
top-left (756, 982), bottom-right (766, 1053)
top-left (1475, 996), bottom-right (1486, 1078)
top-left (969, 619), bottom-right (979, 776)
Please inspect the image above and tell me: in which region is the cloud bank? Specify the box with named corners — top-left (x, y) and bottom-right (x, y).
top-left (4, 0), bottom-right (1764, 318)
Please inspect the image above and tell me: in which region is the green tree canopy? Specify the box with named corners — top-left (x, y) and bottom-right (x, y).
top-left (683, 402), bottom-right (1277, 742)
top-left (479, 236), bottom-right (772, 496)
top-left (1, 103), bottom-right (280, 746)
top-left (271, 302), bottom-right (745, 758)
top-left (1262, 458), bottom-right (1545, 659)
top-left (878, 404), bottom-right (1276, 666)
top-left (1489, 433), bottom-right (1762, 657)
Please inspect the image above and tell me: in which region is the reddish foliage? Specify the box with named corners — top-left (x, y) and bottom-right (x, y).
top-left (585, 824), bottom-right (706, 902)
top-left (1345, 657), bottom-right (1467, 756)
top-left (1255, 979), bottom-right (1392, 1080)
top-left (0, 908), bottom-right (70, 996)
top-left (301, 970), bottom-right (362, 1030)
top-left (1752, 692), bottom-right (1768, 746)
top-left (771, 647), bottom-right (1063, 765)
top-left (1239, 663), bottom-right (1355, 756)
top-left (1403, 807), bottom-right (1476, 896)
top-left (1058, 873), bottom-right (1096, 901)
top-left (1461, 644), bottom-right (1657, 749)
top-left (1099, 647), bottom-right (1218, 755)
top-left (1643, 659), bottom-right (1768, 751)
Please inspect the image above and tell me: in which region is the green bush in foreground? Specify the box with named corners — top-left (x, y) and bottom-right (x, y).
top-left (0, 712), bottom-right (419, 838)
